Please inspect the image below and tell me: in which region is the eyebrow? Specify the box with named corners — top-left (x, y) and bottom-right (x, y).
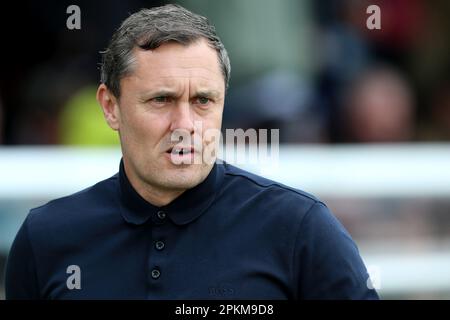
top-left (138, 89), bottom-right (179, 102)
top-left (142, 89), bottom-right (222, 100)
top-left (148, 90), bottom-right (179, 97)
top-left (194, 90), bottom-right (221, 99)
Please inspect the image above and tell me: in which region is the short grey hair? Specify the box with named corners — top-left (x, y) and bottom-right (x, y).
top-left (100, 4), bottom-right (231, 98)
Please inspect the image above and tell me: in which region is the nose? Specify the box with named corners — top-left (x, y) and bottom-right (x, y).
top-left (169, 102), bottom-right (195, 135)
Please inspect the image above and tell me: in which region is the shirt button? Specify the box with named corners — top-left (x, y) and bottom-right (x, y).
top-left (151, 268), bottom-right (161, 279)
top-left (155, 240), bottom-right (165, 251)
top-left (156, 210), bottom-right (166, 220)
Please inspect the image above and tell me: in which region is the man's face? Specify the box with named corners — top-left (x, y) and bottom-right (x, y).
top-left (110, 39), bottom-right (225, 193)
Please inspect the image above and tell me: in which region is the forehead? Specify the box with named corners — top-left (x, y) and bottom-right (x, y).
top-left (127, 39), bottom-right (224, 89)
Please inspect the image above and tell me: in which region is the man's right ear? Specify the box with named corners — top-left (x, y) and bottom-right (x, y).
top-left (97, 84), bottom-right (120, 131)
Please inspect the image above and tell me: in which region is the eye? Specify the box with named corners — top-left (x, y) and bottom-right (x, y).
top-left (152, 96), bottom-right (169, 104)
top-left (194, 96), bottom-right (211, 106)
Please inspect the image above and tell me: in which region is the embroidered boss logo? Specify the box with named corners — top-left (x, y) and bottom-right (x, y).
top-left (66, 265), bottom-right (81, 290)
top-left (208, 284), bottom-right (235, 297)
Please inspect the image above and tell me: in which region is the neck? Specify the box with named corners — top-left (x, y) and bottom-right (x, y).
top-left (134, 180), bottom-right (185, 207)
top-left (123, 161), bottom-right (185, 207)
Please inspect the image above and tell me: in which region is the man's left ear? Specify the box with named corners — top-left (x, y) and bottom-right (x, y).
top-left (96, 84), bottom-right (120, 131)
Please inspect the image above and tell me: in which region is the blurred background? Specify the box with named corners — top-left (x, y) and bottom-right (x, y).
top-left (1, 0), bottom-right (450, 299)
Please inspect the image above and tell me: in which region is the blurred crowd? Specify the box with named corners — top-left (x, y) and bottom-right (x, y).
top-left (1, 0), bottom-right (450, 300)
top-left (0, 0), bottom-right (449, 145)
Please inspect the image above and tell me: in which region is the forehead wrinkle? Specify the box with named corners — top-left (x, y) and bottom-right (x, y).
top-left (137, 74), bottom-right (223, 93)
top-left (134, 42), bottom-right (222, 71)
top-left (137, 80), bottom-right (215, 97)
top-left (141, 68), bottom-right (222, 82)
top-left (153, 75), bottom-right (221, 84)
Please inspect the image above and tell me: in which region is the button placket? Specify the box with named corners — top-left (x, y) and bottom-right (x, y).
top-left (148, 210), bottom-right (169, 291)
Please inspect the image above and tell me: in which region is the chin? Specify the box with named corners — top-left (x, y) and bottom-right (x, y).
top-left (158, 165), bottom-right (207, 190)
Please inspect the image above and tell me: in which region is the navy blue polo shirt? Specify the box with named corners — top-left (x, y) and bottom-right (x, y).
top-left (5, 160), bottom-right (378, 299)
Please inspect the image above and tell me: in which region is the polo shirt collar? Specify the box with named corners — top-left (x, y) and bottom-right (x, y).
top-left (118, 159), bottom-right (224, 226)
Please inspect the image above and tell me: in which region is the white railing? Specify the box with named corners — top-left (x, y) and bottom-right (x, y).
top-left (1, 144), bottom-right (450, 198)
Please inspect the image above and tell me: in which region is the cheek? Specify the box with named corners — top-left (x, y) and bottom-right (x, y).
top-left (198, 113), bottom-right (223, 143)
top-left (200, 106), bottom-right (223, 127)
top-left (121, 109), bottom-right (169, 148)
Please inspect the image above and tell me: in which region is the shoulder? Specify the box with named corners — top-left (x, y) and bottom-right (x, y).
top-left (218, 162), bottom-right (337, 238)
top-left (222, 162), bottom-right (323, 213)
top-left (26, 174), bottom-right (119, 234)
top-left (219, 167), bottom-right (376, 299)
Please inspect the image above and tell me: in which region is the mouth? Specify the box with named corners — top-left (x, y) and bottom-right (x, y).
top-left (166, 146), bottom-right (195, 156)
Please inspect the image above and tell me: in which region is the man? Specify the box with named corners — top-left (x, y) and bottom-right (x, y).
top-left (5, 4), bottom-right (378, 299)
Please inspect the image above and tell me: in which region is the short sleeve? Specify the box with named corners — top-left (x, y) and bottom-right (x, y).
top-left (5, 215), bottom-right (40, 299)
top-left (294, 202), bottom-right (379, 299)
